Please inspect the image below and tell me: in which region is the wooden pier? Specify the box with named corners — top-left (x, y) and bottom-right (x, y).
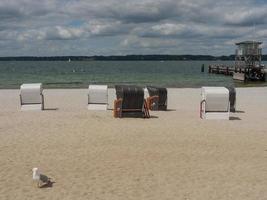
top-left (208, 64), bottom-right (243, 76)
top-left (207, 41), bottom-right (265, 82)
top-left (208, 64), bottom-right (266, 81)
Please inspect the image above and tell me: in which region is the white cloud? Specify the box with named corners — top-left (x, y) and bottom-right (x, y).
top-left (85, 20), bottom-right (131, 36)
top-left (44, 26), bottom-right (84, 40)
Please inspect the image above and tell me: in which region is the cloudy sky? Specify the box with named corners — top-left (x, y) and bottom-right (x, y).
top-left (0, 0), bottom-right (267, 56)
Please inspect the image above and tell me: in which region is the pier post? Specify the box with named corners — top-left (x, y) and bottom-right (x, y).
top-left (201, 64), bottom-right (205, 72)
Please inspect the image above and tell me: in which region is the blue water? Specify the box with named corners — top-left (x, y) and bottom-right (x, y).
top-left (0, 61), bottom-right (266, 88)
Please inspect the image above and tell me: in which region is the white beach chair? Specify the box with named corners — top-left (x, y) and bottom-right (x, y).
top-left (88, 85), bottom-right (108, 110)
top-left (200, 87), bottom-right (230, 120)
top-left (20, 83), bottom-right (44, 111)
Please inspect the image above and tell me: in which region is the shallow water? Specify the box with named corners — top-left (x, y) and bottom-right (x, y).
top-left (0, 60), bottom-right (266, 88)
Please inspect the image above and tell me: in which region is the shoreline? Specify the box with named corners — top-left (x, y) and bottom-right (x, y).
top-left (1, 82), bottom-right (267, 90)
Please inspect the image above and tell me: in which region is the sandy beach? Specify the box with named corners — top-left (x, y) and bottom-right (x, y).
top-left (0, 87), bottom-right (267, 200)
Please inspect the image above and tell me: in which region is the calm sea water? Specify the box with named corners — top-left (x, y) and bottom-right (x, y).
top-left (0, 61), bottom-right (266, 88)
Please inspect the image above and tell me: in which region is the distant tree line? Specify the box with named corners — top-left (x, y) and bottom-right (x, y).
top-left (0, 54), bottom-right (266, 61)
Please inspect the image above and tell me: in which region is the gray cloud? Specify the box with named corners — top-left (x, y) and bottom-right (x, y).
top-left (137, 23), bottom-right (250, 41)
top-left (223, 6), bottom-right (267, 26)
top-left (0, 0), bottom-right (266, 56)
top-left (63, 0), bottom-right (180, 23)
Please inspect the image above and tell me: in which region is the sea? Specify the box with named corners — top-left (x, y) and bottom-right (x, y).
top-left (0, 60), bottom-right (266, 89)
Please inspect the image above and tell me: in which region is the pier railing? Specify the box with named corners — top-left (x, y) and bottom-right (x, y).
top-left (208, 64), bottom-right (238, 76)
top-left (236, 48), bottom-right (262, 56)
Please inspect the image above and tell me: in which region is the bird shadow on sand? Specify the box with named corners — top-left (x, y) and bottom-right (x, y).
top-left (39, 181), bottom-right (56, 188)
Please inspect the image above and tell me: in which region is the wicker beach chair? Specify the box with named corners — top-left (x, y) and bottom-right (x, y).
top-left (113, 85), bottom-right (150, 118)
top-left (20, 83), bottom-right (44, 111)
top-left (146, 86), bottom-right (167, 110)
top-left (88, 85), bottom-right (108, 110)
top-left (200, 87), bottom-right (230, 120)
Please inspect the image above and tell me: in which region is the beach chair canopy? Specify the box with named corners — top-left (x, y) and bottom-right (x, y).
top-left (201, 87), bottom-right (229, 112)
top-left (87, 85), bottom-right (108, 110)
top-left (147, 86), bottom-right (167, 110)
top-left (115, 85), bottom-right (144, 110)
top-left (88, 85), bottom-right (108, 104)
top-left (20, 83), bottom-right (43, 104)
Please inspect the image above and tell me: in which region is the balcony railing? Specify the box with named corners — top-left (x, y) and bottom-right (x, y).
top-left (236, 48), bottom-right (262, 56)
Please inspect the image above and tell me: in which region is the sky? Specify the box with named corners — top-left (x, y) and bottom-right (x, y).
top-left (0, 0), bottom-right (267, 56)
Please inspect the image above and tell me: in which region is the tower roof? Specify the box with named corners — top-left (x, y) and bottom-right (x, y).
top-left (235, 41), bottom-right (262, 45)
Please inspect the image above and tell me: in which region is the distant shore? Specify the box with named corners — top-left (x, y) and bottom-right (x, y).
top-left (0, 55), bottom-right (244, 61)
top-left (1, 55), bottom-right (267, 61)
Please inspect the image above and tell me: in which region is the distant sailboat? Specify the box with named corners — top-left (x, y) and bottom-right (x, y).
top-left (68, 58), bottom-right (71, 62)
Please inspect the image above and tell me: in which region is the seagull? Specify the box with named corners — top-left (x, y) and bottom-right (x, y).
top-left (32, 168), bottom-right (51, 188)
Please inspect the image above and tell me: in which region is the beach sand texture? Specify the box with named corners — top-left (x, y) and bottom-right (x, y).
top-left (0, 88), bottom-right (267, 200)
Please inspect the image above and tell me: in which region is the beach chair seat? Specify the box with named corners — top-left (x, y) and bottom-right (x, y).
top-left (146, 86), bottom-right (167, 110)
top-left (20, 83), bottom-right (44, 111)
top-left (113, 85), bottom-right (150, 118)
top-left (88, 85), bottom-right (108, 110)
top-left (146, 95), bottom-right (159, 110)
top-left (200, 87), bottom-right (230, 120)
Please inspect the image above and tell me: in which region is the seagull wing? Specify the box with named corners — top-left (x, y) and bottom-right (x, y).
top-left (39, 174), bottom-right (50, 183)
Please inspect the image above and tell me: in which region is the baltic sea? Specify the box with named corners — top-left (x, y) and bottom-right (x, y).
top-left (0, 60), bottom-right (266, 88)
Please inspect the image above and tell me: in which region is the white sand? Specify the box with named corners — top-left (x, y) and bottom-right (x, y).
top-left (0, 87), bottom-right (267, 200)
